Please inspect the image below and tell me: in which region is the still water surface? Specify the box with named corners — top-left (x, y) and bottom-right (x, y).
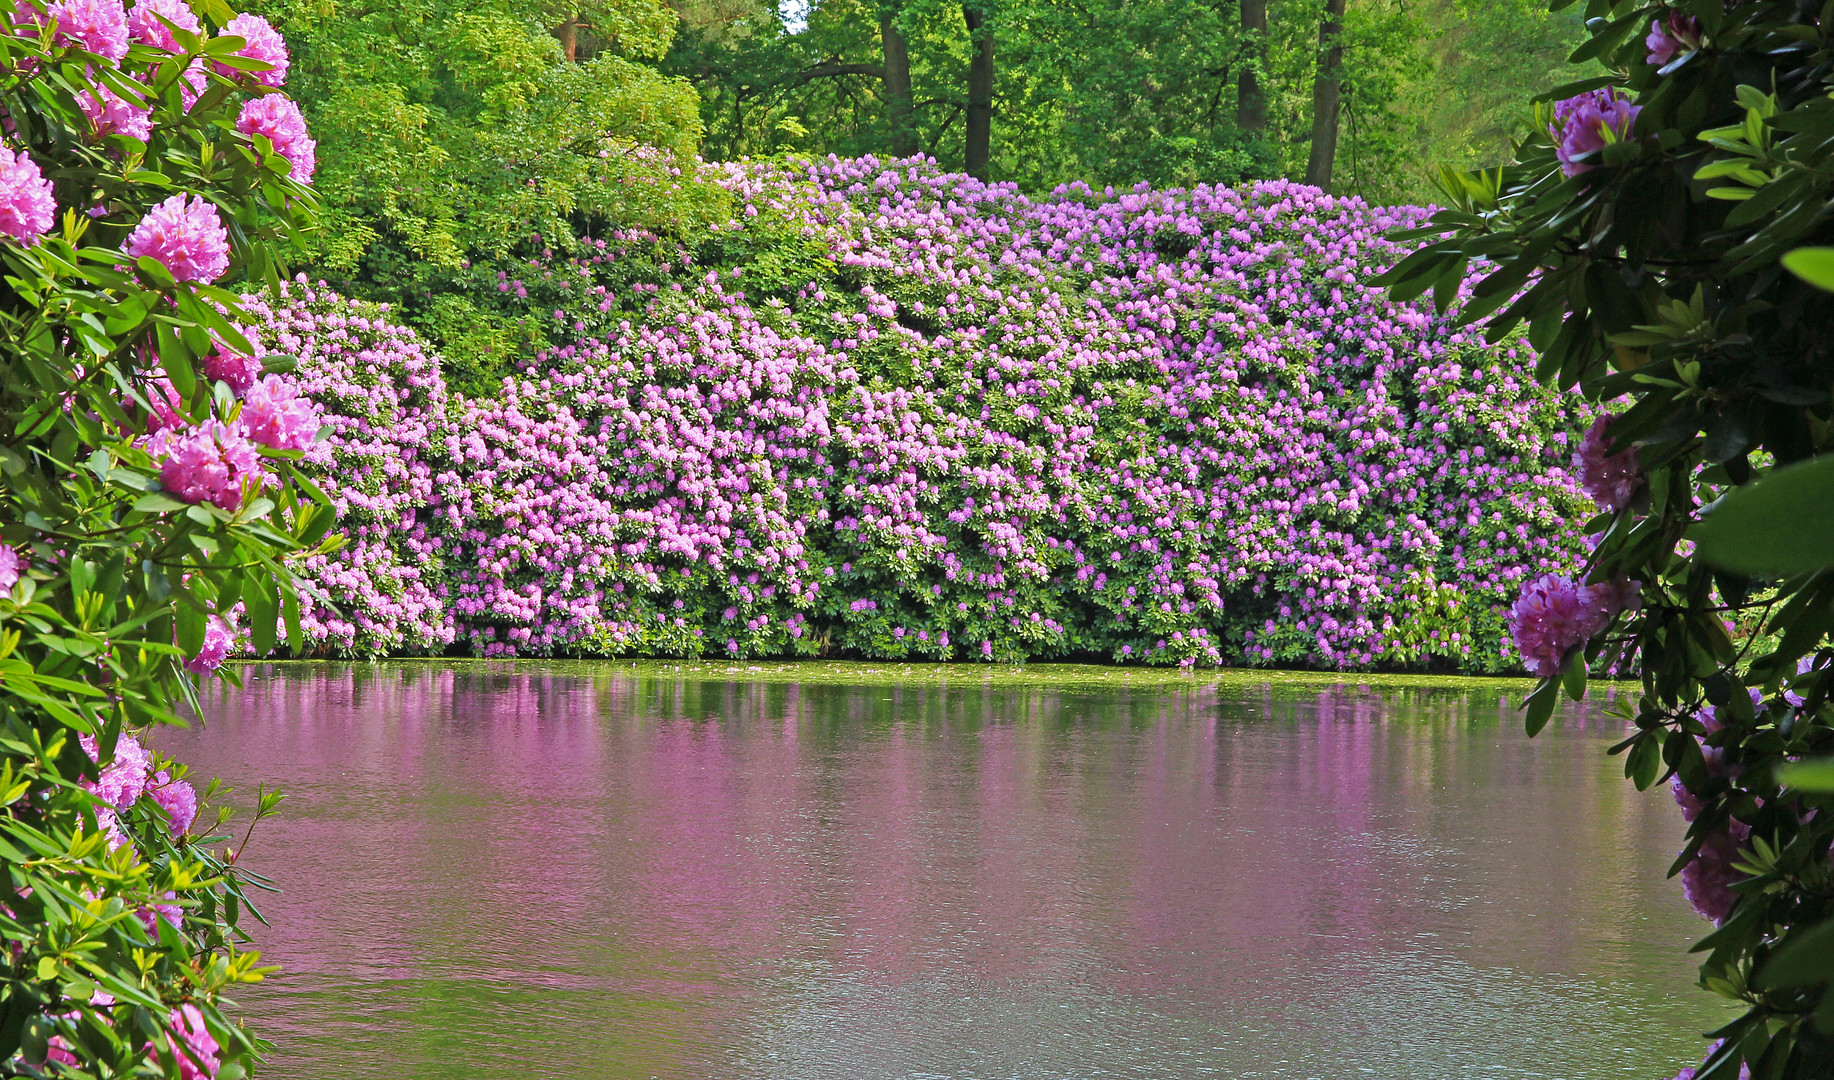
top-left (167, 664), bottom-right (1730, 1080)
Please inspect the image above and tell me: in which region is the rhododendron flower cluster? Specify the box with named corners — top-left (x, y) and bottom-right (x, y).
top-left (78, 81), bottom-right (151, 140)
top-left (238, 372), bottom-right (321, 449)
top-left (126, 193), bottom-right (230, 283)
top-left (156, 1003), bottom-right (221, 1080)
top-left (46, 0), bottom-right (127, 59)
top-left (76, 732), bottom-right (196, 847)
top-left (151, 419), bottom-right (263, 509)
top-left (235, 94), bottom-right (314, 181)
top-left (1506, 573), bottom-right (1628, 676)
top-left (215, 11), bottom-right (285, 84)
top-left (262, 159), bottom-right (1598, 670)
top-left (1573, 415), bottom-right (1641, 511)
top-left (125, 0), bottom-right (198, 49)
top-left (0, 144), bottom-right (55, 242)
top-left (1550, 89), bottom-right (1641, 177)
top-left (1646, 10), bottom-right (1702, 67)
top-left (184, 614), bottom-right (235, 675)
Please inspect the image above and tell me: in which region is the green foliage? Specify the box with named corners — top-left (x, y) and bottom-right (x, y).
top-left (664, 0), bottom-right (1590, 202)
top-left (0, 9), bottom-right (336, 1077)
top-left (249, 0), bottom-right (716, 327)
top-left (1383, 0), bottom-right (1834, 1069)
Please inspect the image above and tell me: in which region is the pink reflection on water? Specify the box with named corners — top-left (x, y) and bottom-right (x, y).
top-left (161, 666), bottom-right (1703, 1080)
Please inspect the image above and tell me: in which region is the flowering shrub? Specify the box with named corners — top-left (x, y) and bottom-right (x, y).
top-left (1378, 0), bottom-right (1834, 1066)
top-left (237, 283), bottom-right (458, 655)
top-left (275, 157), bottom-right (1599, 669)
top-left (0, 0), bottom-right (330, 1074)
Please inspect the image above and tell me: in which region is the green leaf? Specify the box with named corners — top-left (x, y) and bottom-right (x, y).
top-left (1693, 456), bottom-right (1834, 575)
top-left (1523, 677), bottom-right (1559, 736)
top-left (1776, 758), bottom-right (1834, 791)
top-left (1561, 646), bottom-right (1588, 700)
top-left (1782, 247), bottom-right (1834, 292)
top-left (132, 492), bottom-right (191, 514)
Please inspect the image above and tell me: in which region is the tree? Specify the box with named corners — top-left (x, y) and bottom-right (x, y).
top-left (250, 0), bottom-right (706, 297)
top-left (1238, 0), bottom-right (1266, 131)
top-left (1302, 0), bottom-right (1344, 189)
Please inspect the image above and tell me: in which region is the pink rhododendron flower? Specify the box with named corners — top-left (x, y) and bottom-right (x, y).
top-left (1507, 573), bottom-right (1624, 677)
top-left (0, 145), bottom-right (56, 243)
top-left (46, 0), bottom-right (127, 58)
top-left (1550, 88), bottom-right (1641, 177)
top-left (78, 82), bottom-right (151, 141)
top-left (1680, 821), bottom-right (1749, 923)
top-left (131, 375), bottom-right (187, 436)
top-left (151, 420), bottom-right (263, 509)
top-left (235, 95), bottom-right (315, 182)
top-left (183, 614), bottom-right (234, 675)
top-left (126, 0), bottom-right (197, 49)
top-left (0, 546), bottom-right (20, 593)
top-left (202, 347), bottom-right (262, 394)
top-left (238, 373), bottom-right (320, 449)
top-left (8, 0), bottom-right (45, 30)
top-left (1575, 415), bottom-right (1641, 511)
top-left (126, 193), bottom-right (230, 282)
top-left (148, 770), bottom-right (198, 833)
top-left (78, 731), bottom-right (151, 846)
top-left (137, 895), bottom-right (183, 934)
top-left (155, 1004), bottom-right (221, 1080)
top-left (1647, 10), bottom-right (1702, 66)
top-left (214, 11), bottom-right (286, 85)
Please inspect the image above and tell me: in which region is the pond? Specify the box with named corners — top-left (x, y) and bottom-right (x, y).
top-left (166, 663), bottom-right (1730, 1080)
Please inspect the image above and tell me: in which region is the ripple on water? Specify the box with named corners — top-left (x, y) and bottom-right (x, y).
top-left (160, 665), bottom-right (1727, 1080)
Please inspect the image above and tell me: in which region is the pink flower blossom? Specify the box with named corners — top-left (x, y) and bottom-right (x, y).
top-left (1550, 88), bottom-right (1641, 177)
top-left (126, 193), bottom-right (230, 282)
top-left (1507, 573), bottom-right (1622, 677)
top-left (148, 770), bottom-right (198, 833)
top-left (202, 347), bottom-right (262, 393)
top-left (238, 373), bottom-right (320, 449)
top-left (1574, 415), bottom-right (1641, 511)
top-left (235, 95), bottom-right (315, 182)
top-left (214, 11), bottom-right (286, 85)
top-left (1647, 10), bottom-right (1702, 66)
top-left (126, 0), bottom-right (197, 49)
top-left (1680, 822), bottom-right (1749, 924)
top-left (151, 420), bottom-right (263, 509)
top-left (155, 1004), bottom-right (221, 1080)
top-left (46, 0), bottom-right (127, 58)
top-left (0, 547), bottom-right (21, 593)
top-left (78, 731), bottom-right (151, 846)
top-left (131, 375), bottom-right (187, 436)
top-left (0, 145), bottom-right (56, 243)
top-left (183, 614), bottom-right (234, 675)
top-left (79, 82), bottom-right (151, 141)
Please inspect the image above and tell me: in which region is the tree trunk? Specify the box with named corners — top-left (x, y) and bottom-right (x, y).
top-left (1237, 0), bottom-right (1266, 132)
top-left (962, 5), bottom-right (995, 179)
top-left (881, 9), bottom-right (918, 157)
top-left (557, 17), bottom-right (578, 62)
top-left (1303, 0), bottom-right (1346, 191)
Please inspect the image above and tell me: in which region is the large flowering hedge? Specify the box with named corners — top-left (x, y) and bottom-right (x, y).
top-left (280, 158), bottom-right (1599, 672)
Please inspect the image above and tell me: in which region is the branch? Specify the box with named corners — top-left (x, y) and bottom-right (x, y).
top-left (772, 60), bottom-right (885, 89)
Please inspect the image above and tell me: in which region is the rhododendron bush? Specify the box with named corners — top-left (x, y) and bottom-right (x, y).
top-left (271, 157), bottom-right (1601, 671)
top-left (1377, 0), bottom-right (1834, 1067)
top-left (0, 0), bottom-right (332, 1075)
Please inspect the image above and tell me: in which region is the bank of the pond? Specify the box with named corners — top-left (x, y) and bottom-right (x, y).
top-left (244, 657), bottom-right (1565, 694)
